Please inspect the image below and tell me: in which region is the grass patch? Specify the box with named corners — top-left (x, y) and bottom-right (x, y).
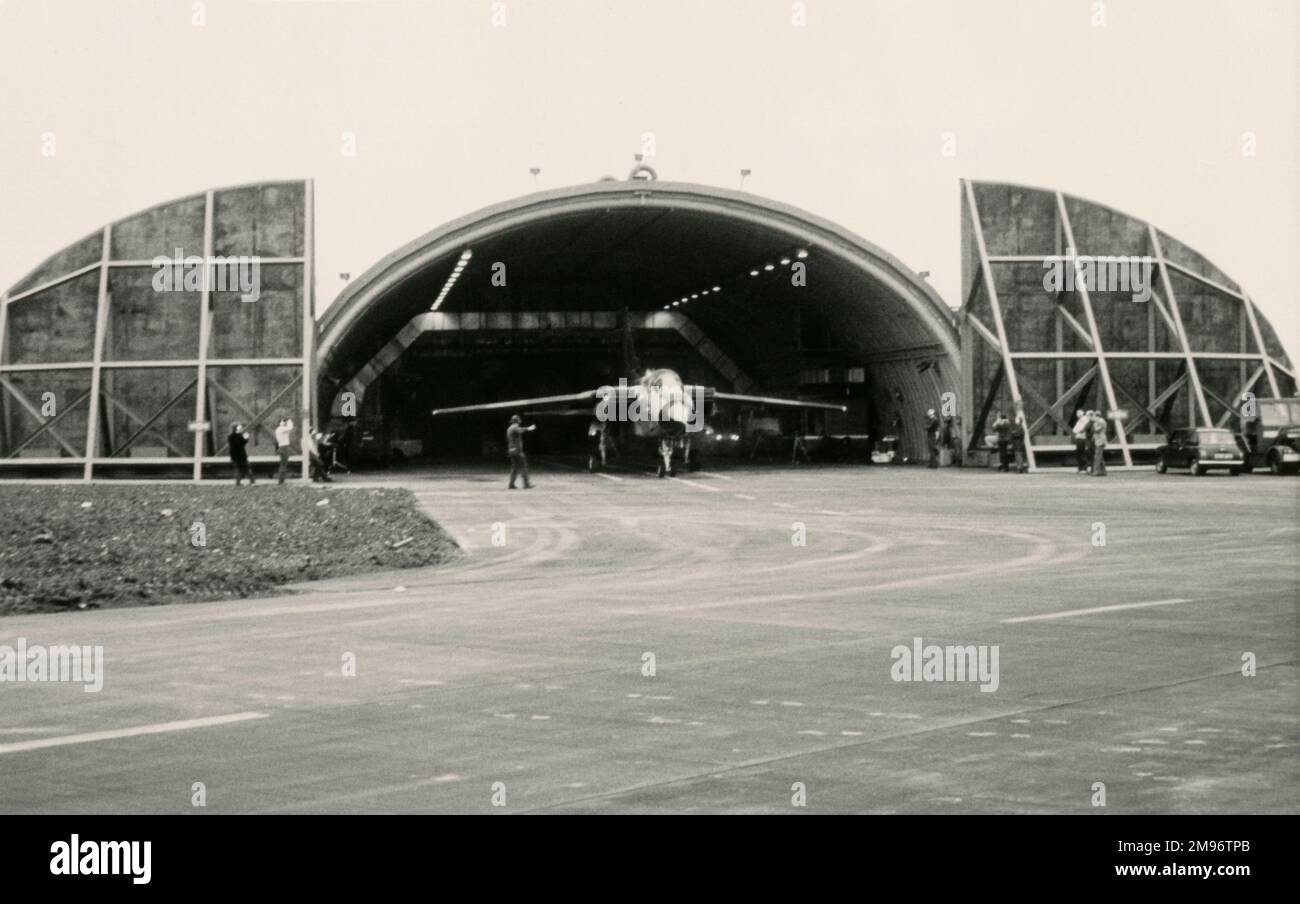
top-left (0, 484), bottom-right (459, 615)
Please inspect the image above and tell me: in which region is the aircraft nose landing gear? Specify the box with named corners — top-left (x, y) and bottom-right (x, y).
top-left (657, 438), bottom-right (675, 478)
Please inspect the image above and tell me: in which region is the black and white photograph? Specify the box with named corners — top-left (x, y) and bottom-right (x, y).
top-left (0, 0), bottom-right (1295, 878)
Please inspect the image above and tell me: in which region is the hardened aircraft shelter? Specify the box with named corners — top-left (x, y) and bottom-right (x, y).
top-left (1, 173), bottom-right (1293, 477)
top-left (960, 179), bottom-right (1296, 468)
top-left (314, 176), bottom-right (960, 462)
top-left (0, 181), bottom-right (314, 479)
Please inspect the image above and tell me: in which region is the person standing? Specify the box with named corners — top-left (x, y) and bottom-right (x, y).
top-left (306, 430), bottom-right (332, 483)
top-left (1071, 408), bottom-right (1090, 473)
top-left (274, 416), bottom-right (294, 484)
top-left (587, 419), bottom-right (609, 471)
top-left (1244, 414), bottom-right (1261, 456)
top-left (228, 422), bottom-right (254, 485)
top-left (992, 411), bottom-right (1012, 472)
top-left (1011, 413), bottom-right (1029, 473)
top-left (506, 414), bottom-right (536, 489)
top-left (924, 408), bottom-right (940, 468)
top-left (941, 414), bottom-right (960, 466)
top-left (1090, 411), bottom-right (1108, 477)
top-left (1083, 410), bottom-right (1097, 474)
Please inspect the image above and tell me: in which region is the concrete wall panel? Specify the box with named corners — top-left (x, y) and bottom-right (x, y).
top-left (209, 264), bottom-right (303, 359)
top-left (5, 269), bottom-right (100, 364)
top-left (213, 183), bottom-right (305, 258)
top-left (106, 268), bottom-right (202, 361)
top-left (111, 196), bottom-right (205, 261)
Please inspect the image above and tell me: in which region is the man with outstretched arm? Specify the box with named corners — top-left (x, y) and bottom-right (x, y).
top-left (507, 414), bottom-right (536, 489)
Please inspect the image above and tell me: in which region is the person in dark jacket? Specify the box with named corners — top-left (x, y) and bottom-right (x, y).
top-left (507, 414), bottom-right (536, 489)
top-left (228, 423), bottom-right (254, 485)
top-left (1083, 410), bottom-right (1098, 474)
top-left (1244, 414), bottom-right (1261, 455)
top-left (992, 411), bottom-right (1012, 471)
top-left (1011, 414), bottom-right (1028, 473)
top-left (307, 430), bottom-right (333, 483)
top-left (924, 408), bottom-right (940, 468)
top-left (940, 414), bottom-right (959, 466)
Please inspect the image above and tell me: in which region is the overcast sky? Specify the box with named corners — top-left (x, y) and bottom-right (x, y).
top-left (1, 0), bottom-right (1295, 359)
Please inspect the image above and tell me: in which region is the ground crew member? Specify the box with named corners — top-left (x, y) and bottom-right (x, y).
top-left (1011, 414), bottom-right (1029, 473)
top-left (588, 420), bottom-right (610, 471)
top-left (306, 430), bottom-right (332, 483)
top-left (1083, 410), bottom-right (1097, 472)
top-left (992, 411), bottom-right (1012, 471)
top-left (228, 422), bottom-right (254, 485)
top-left (1244, 414), bottom-right (1261, 455)
top-left (941, 414), bottom-right (960, 466)
top-left (1090, 411), bottom-right (1108, 477)
top-left (1071, 408), bottom-right (1089, 473)
top-left (924, 408), bottom-right (940, 468)
top-left (274, 416), bottom-right (294, 484)
top-left (507, 414), bottom-right (536, 489)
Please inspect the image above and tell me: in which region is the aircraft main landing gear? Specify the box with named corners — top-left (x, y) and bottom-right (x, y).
top-left (657, 438), bottom-right (675, 478)
top-left (685, 437), bottom-right (699, 472)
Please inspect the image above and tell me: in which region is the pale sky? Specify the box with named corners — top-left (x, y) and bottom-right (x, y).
top-left (1, 0), bottom-right (1295, 359)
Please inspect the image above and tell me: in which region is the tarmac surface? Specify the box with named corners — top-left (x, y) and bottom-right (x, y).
top-left (1, 462), bottom-right (1296, 814)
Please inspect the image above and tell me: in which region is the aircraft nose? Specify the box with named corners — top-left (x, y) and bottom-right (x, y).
top-left (660, 398), bottom-right (688, 423)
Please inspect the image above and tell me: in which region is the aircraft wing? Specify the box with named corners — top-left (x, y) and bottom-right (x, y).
top-left (431, 390), bottom-right (599, 417)
top-left (713, 392), bottom-right (847, 413)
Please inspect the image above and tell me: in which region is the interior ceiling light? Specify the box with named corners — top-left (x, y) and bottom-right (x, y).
top-left (431, 248), bottom-right (472, 311)
top-left (669, 249), bottom-right (808, 307)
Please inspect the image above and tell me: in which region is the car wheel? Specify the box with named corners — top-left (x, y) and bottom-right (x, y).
top-left (1229, 467), bottom-right (1240, 476)
top-left (1155, 456), bottom-right (1167, 474)
top-left (1190, 460), bottom-right (1205, 476)
top-left (1269, 455), bottom-right (1282, 476)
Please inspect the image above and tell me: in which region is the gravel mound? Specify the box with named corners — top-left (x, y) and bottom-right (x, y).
top-left (0, 484), bottom-right (459, 615)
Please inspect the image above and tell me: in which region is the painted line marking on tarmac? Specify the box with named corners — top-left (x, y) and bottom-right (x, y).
top-left (667, 476), bottom-right (722, 493)
top-left (1002, 598), bottom-right (1194, 624)
top-left (594, 472), bottom-right (623, 482)
top-left (0, 712), bottom-right (269, 755)
top-left (696, 471), bottom-right (733, 481)
top-left (734, 493), bottom-right (756, 500)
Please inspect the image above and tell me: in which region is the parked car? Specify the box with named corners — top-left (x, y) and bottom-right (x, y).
top-left (1261, 426), bottom-right (1300, 475)
top-left (1155, 427), bottom-right (1245, 476)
